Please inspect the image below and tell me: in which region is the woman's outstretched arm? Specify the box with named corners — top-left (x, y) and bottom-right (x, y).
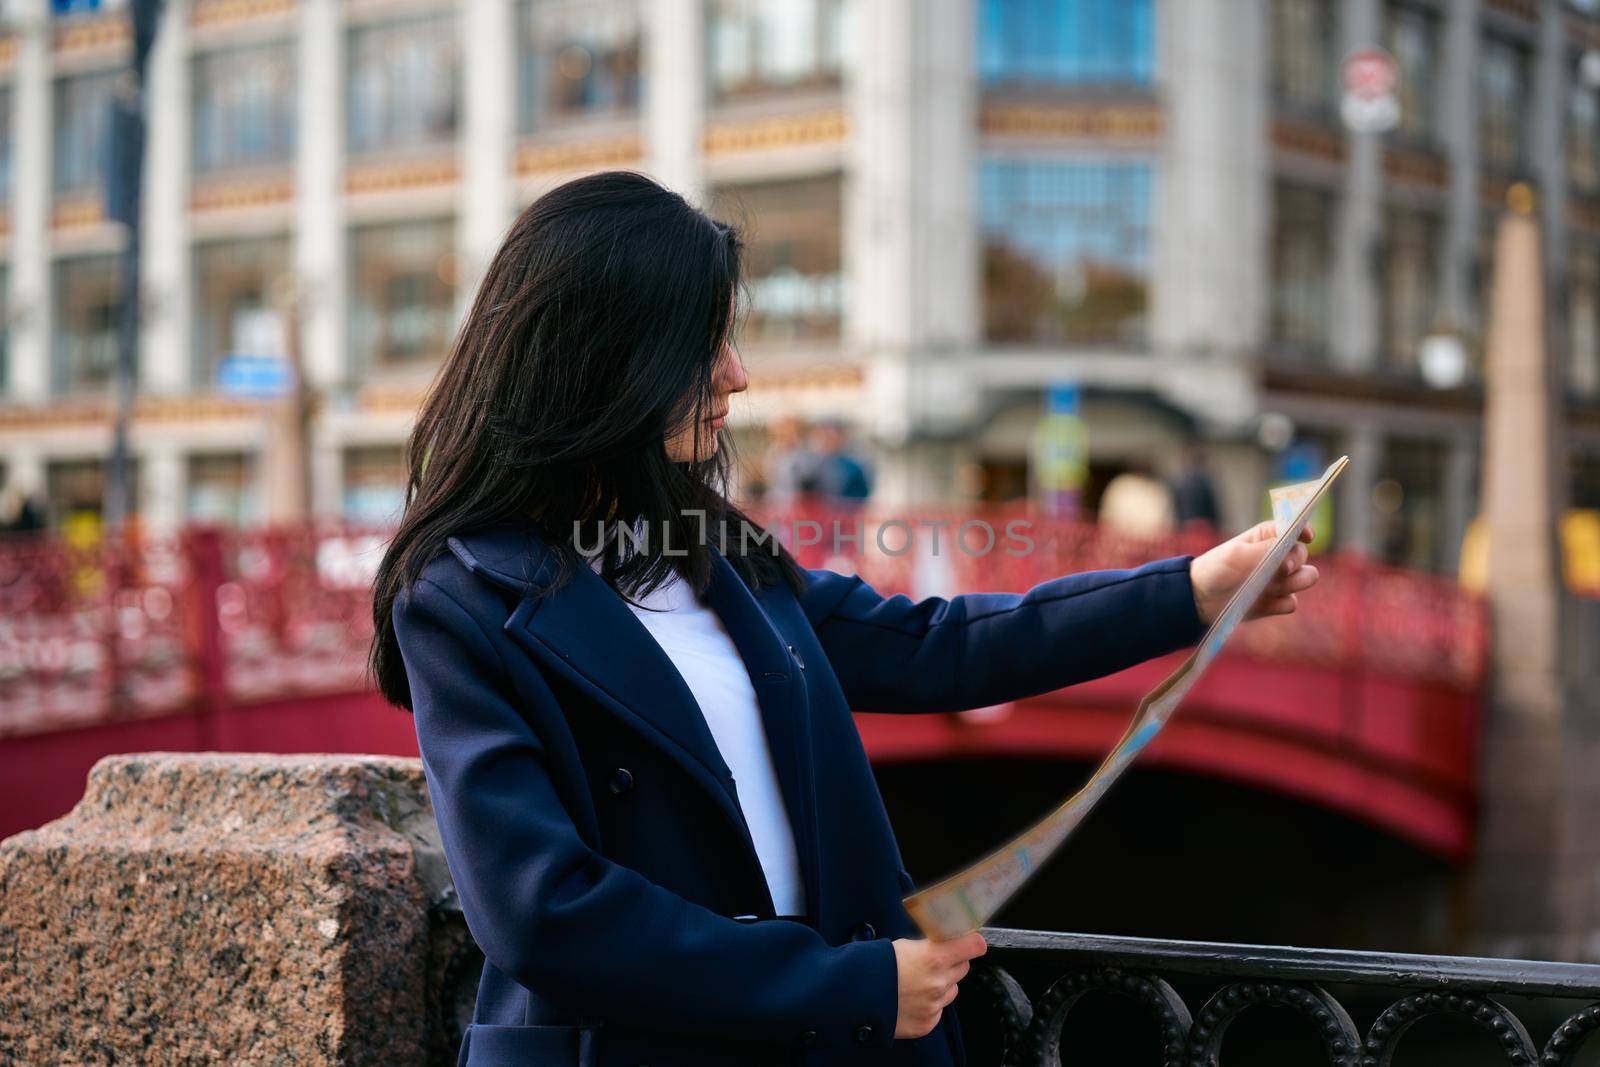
top-left (394, 576), bottom-right (899, 1050)
top-left (798, 523), bottom-right (1318, 715)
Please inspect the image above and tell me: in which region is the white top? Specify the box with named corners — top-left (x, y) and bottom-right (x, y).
top-left (602, 562), bottom-right (808, 917)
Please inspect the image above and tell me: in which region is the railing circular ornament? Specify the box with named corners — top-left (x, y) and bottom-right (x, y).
top-left (1362, 990), bottom-right (1538, 1066)
top-left (1540, 1002), bottom-right (1600, 1066)
top-left (963, 962), bottom-right (1034, 1064)
top-left (1188, 981), bottom-right (1362, 1067)
top-left (1021, 966), bottom-right (1190, 1067)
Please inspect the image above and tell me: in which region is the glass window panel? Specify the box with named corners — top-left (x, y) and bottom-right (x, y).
top-left (1569, 55), bottom-right (1600, 193)
top-left (187, 452), bottom-right (259, 526)
top-left (192, 42), bottom-right (296, 173)
top-left (1569, 246), bottom-right (1600, 398)
top-left (53, 70), bottom-right (117, 195)
top-left (1270, 0), bottom-right (1337, 111)
top-left (52, 254), bottom-right (122, 394)
top-left (709, 174), bottom-right (843, 343)
top-left (1385, 3), bottom-right (1438, 140)
top-left (707, 0), bottom-right (851, 101)
top-left (978, 0), bottom-right (1154, 86)
top-left (47, 457), bottom-right (137, 533)
top-left (1377, 436), bottom-right (1448, 571)
top-left (1270, 182), bottom-right (1336, 353)
top-left (980, 159), bottom-right (1153, 346)
top-left (343, 445), bottom-right (406, 524)
top-left (0, 266), bottom-right (8, 394)
top-left (1382, 206), bottom-right (1441, 370)
top-left (518, 0), bottom-right (641, 132)
top-left (192, 236), bottom-right (292, 390)
top-left (1479, 34), bottom-right (1530, 173)
top-left (347, 15), bottom-right (459, 156)
top-left (349, 219), bottom-right (458, 370)
top-left (0, 86), bottom-right (13, 207)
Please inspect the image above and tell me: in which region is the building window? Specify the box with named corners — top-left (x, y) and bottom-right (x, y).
top-left (187, 453), bottom-right (259, 526)
top-left (1385, 2), bottom-right (1438, 142)
top-left (54, 70), bottom-right (117, 196)
top-left (347, 16), bottom-right (459, 157)
top-left (52, 255), bottom-right (121, 394)
top-left (47, 458), bottom-right (137, 535)
top-left (518, 0), bottom-right (640, 132)
top-left (193, 237), bottom-right (292, 390)
top-left (0, 86), bottom-right (13, 207)
top-left (343, 446), bottom-right (406, 524)
top-left (1269, 182), bottom-right (1335, 354)
top-left (1376, 436), bottom-right (1447, 571)
top-left (1381, 206), bottom-right (1441, 371)
top-left (707, 0), bottom-right (851, 102)
top-left (1569, 246), bottom-right (1600, 398)
top-left (1479, 34), bottom-right (1531, 173)
top-left (193, 43), bottom-right (296, 174)
top-left (709, 174), bottom-right (843, 343)
top-left (0, 266), bottom-right (8, 394)
top-left (978, 0), bottom-right (1155, 87)
top-left (349, 219), bottom-right (458, 371)
top-left (1569, 55), bottom-right (1600, 194)
top-left (1270, 0), bottom-right (1337, 113)
top-left (980, 159), bottom-right (1153, 347)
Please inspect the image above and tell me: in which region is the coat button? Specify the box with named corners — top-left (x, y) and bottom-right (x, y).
top-left (851, 921), bottom-right (876, 941)
top-left (608, 767), bottom-right (634, 795)
top-left (787, 644), bottom-right (806, 670)
top-left (800, 1029), bottom-right (818, 1046)
top-left (853, 1024), bottom-right (874, 1043)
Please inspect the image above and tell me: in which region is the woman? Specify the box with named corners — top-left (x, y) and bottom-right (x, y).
top-left (372, 171), bottom-right (1319, 1067)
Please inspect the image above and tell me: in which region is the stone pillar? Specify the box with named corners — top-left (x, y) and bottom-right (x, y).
top-left (140, 0), bottom-right (192, 395)
top-left (1437, 0), bottom-right (1481, 335)
top-left (1472, 190), bottom-right (1574, 961)
top-left (7, 0), bottom-right (52, 402)
top-left (139, 443), bottom-right (187, 533)
top-left (847, 0), bottom-right (978, 505)
top-left (1329, 0), bottom-right (1383, 371)
top-left (0, 754), bottom-right (471, 1065)
top-left (1440, 433), bottom-right (1478, 575)
top-left (644, 0), bottom-right (706, 204)
top-left (1532, 0), bottom-right (1567, 291)
top-left (296, 0), bottom-right (348, 392)
top-left (460, 0), bottom-right (515, 285)
top-left (1151, 0), bottom-right (1268, 363)
top-left (1336, 422), bottom-right (1382, 556)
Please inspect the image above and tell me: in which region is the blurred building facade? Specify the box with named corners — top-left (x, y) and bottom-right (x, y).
top-left (0, 0), bottom-right (1597, 572)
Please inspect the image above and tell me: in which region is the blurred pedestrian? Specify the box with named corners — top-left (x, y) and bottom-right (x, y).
top-left (803, 418), bottom-right (872, 509)
top-left (1172, 446), bottom-right (1221, 531)
top-left (0, 485), bottom-right (46, 539)
top-left (1099, 463), bottom-right (1175, 539)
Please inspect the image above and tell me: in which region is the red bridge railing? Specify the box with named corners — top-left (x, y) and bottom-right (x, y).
top-left (0, 513), bottom-right (1489, 742)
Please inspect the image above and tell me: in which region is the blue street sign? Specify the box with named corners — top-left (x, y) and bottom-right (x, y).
top-left (216, 354), bottom-right (293, 399)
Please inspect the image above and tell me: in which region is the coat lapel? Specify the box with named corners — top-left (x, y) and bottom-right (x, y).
top-left (446, 524), bottom-right (821, 919)
top-left (701, 548), bottom-right (822, 920)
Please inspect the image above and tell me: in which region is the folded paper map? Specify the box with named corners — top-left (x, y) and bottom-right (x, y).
top-left (902, 456), bottom-right (1350, 941)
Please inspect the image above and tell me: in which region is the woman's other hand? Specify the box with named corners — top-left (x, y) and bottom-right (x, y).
top-left (1190, 521), bottom-right (1320, 626)
top-left (891, 932), bottom-right (988, 1039)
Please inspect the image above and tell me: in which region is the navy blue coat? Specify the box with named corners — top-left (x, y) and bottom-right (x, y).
top-left (391, 523), bottom-right (1207, 1067)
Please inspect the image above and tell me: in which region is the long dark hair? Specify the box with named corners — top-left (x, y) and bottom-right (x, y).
top-left (370, 170), bottom-right (803, 710)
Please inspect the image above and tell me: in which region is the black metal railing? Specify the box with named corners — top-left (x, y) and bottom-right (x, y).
top-left (964, 928), bottom-right (1600, 1066)
top-left (423, 905), bottom-right (1600, 1065)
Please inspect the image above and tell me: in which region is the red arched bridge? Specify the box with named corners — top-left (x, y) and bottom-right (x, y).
top-left (0, 513), bottom-right (1487, 858)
